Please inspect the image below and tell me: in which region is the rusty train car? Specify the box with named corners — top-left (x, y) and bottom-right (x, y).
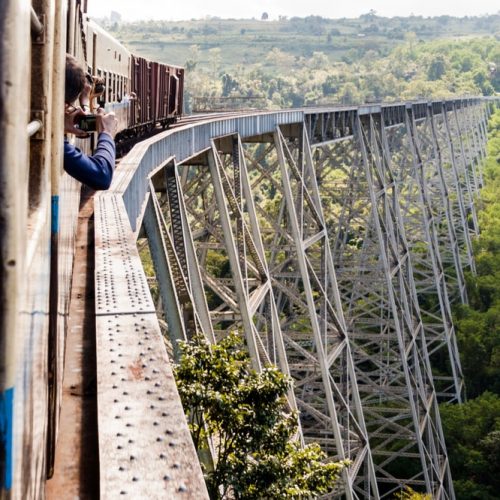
top-left (0, 1), bottom-right (183, 497)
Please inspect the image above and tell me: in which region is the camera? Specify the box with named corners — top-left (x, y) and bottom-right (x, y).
top-left (77, 114), bottom-right (97, 132)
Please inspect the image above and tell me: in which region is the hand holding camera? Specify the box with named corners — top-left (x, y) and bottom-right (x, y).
top-left (65, 107), bottom-right (117, 138)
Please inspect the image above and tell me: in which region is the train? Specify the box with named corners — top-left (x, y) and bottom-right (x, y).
top-left (82, 17), bottom-right (184, 142)
top-left (0, 1), bottom-right (184, 497)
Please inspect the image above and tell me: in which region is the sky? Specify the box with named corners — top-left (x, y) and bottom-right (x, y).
top-left (86, 0), bottom-right (500, 21)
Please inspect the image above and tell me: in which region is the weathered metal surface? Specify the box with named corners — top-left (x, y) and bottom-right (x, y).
top-left (94, 193), bottom-right (208, 499)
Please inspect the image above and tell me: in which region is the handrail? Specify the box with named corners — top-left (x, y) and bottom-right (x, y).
top-left (30, 7), bottom-right (43, 36)
top-left (27, 120), bottom-right (42, 138)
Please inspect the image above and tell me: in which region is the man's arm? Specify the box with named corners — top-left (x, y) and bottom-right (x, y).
top-left (64, 133), bottom-right (115, 190)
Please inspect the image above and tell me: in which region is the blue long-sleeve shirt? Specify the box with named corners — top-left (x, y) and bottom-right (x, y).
top-left (64, 132), bottom-right (116, 190)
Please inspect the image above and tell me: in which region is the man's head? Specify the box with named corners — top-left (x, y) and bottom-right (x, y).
top-left (65, 54), bottom-right (86, 104)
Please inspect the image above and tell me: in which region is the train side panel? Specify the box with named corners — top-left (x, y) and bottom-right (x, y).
top-left (84, 17), bottom-right (131, 133)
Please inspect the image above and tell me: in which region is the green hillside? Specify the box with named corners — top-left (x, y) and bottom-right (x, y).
top-left (100, 15), bottom-right (500, 112)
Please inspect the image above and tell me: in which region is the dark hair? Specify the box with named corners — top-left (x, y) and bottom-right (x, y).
top-left (65, 54), bottom-right (86, 104)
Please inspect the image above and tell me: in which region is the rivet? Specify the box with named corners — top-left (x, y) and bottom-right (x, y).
top-left (163, 475), bottom-right (171, 481)
top-left (172, 462), bottom-right (180, 468)
top-left (120, 491), bottom-right (126, 495)
top-left (132, 477), bottom-right (138, 482)
top-left (178, 484), bottom-right (188, 492)
top-left (130, 455), bottom-right (135, 461)
top-left (117, 445), bottom-right (122, 449)
top-left (123, 391), bottom-right (129, 396)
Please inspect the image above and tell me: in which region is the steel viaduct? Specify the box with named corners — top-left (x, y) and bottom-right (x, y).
top-left (47, 97), bottom-right (496, 499)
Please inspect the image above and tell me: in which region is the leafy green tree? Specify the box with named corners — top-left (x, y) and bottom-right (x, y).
top-left (427, 55), bottom-right (447, 80)
top-left (440, 392), bottom-right (500, 499)
top-left (395, 487), bottom-right (432, 499)
top-left (174, 332), bottom-right (348, 499)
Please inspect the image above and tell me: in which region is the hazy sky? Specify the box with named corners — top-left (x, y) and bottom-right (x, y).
top-left (86, 0), bottom-right (499, 21)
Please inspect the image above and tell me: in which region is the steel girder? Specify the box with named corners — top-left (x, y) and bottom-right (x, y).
top-left (136, 99), bottom-right (492, 499)
top-left (314, 114), bottom-right (454, 498)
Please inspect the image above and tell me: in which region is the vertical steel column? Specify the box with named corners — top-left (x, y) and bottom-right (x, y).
top-left (442, 104), bottom-right (476, 275)
top-left (301, 129), bottom-right (379, 499)
top-left (428, 106), bottom-right (468, 304)
top-left (143, 185), bottom-right (187, 358)
top-left (464, 101), bottom-right (485, 188)
top-left (354, 111), bottom-right (454, 499)
top-left (404, 105), bottom-right (463, 402)
top-left (275, 129), bottom-right (348, 498)
top-left (452, 103), bottom-right (480, 235)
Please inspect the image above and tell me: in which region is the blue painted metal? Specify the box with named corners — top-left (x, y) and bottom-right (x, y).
top-left (0, 387), bottom-right (14, 490)
top-left (51, 195), bottom-right (59, 233)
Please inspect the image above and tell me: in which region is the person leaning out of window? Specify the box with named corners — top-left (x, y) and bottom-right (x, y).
top-left (64, 54), bottom-right (118, 190)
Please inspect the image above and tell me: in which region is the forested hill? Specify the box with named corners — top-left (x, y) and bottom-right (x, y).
top-left (103, 14), bottom-right (500, 111)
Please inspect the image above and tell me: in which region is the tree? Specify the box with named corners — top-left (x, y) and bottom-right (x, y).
top-left (440, 392), bottom-right (500, 499)
top-left (427, 55), bottom-right (447, 81)
top-left (174, 332), bottom-right (348, 499)
top-left (261, 12), bottom-right (269, 21)
top-left (395, 487), bottom-right (432, 500)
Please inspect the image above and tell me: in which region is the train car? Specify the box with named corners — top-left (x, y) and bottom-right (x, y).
top-left (84, 18), bottom-right (132, 134)
top-left (0, 1), bottom-right (184, 497)
top-left (130, 55), bottom-right (184, 134)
